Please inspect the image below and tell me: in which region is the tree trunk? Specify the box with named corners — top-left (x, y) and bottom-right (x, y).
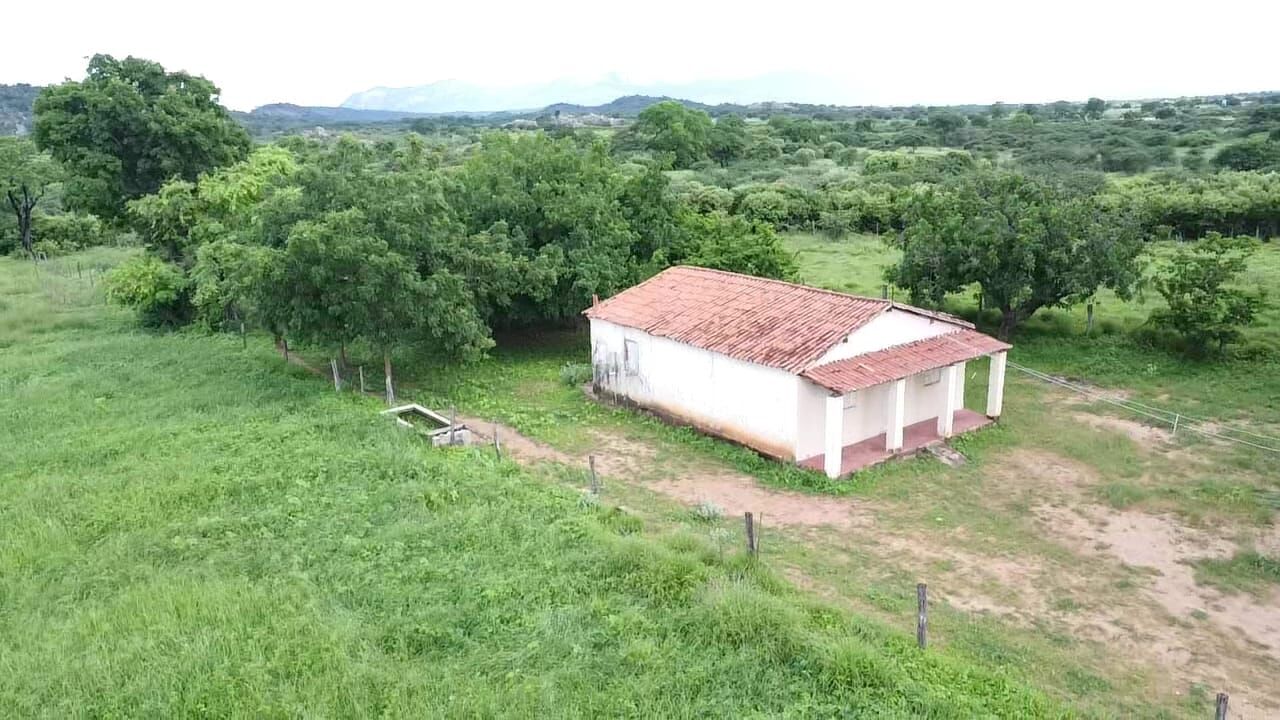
top-left (18, 212), bottom-right (33, 258)
top-left (339, 342), bottom-right (349, 370)
top-left (384, 351), bottom-right (395, 406)
top-left (997, 308), bottom-right (1017, 341)
top-left (6, 185), bottom-right (38, 258)
top-left (281, 337), bottom-right (289, 362)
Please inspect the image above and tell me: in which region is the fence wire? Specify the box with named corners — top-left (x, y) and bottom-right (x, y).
top-left (1007, 360), bottom-right (1280, 455)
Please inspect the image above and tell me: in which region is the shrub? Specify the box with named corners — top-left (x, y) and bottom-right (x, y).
top-left (105, 254), bottom-right (191, 327)
top-left (1147, 234), bottom-right (1267, 355)
top-left (693, 499), bottom-right (723, 522)
top-left (559, 362), bottom-right (593, 387)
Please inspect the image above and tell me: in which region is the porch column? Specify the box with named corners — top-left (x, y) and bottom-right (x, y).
top-left (823, 393), bottom-right (844, 479)
top-left (937, 363), bottom-right (959, 437)
top-left (986, 351), bottom-right (1007, 419)
top-left (886, 378), bottom-right (906, 452)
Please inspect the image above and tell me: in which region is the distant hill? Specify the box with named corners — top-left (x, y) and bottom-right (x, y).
top-left (245, 103), bottom-right (432, 123)
top-left (542, 95), bottom-right (714, 117)
top-left (0, 84), bottom-right (40, 136)
top-left (342, 71), bottom-right (842, 114)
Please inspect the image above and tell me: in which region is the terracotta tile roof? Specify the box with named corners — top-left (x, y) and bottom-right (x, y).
top-left (801, 329), bottom-right (1011, 394)
top-left (585, 266), bottom-right (899, 372)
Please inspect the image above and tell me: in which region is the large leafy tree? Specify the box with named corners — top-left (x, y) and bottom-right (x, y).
top-left (632, 101), bottom-right (713, 168)
top-left (1149, 234), bottom-right (1266, 355)
top-left (889, 171), bottom-right (1144, 339)
top-left (33, 54), bottom-right (250, 220)
top-left (0, 137), bottom-right (60, 257)
top-left (708, 115), bottom-right (748, 167)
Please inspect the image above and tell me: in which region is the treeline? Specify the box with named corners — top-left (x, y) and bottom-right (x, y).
top-left (8, 56), bottom-right (793, 383)
top-left (673, 152), bottom-right (1280, 241)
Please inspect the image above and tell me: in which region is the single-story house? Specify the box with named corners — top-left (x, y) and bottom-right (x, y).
top-left (584, 266), bottom-right (1010, 478)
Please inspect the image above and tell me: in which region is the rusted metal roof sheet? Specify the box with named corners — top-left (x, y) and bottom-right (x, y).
top-left (801, 329), bottom-right (1011, 393)
top-left (585, 266), bottom-right (971, 373)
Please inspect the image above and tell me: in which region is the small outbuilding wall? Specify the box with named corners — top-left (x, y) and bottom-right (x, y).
top-left (590, 318), bottom-right (799, 459)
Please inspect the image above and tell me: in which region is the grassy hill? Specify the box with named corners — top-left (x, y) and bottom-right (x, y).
top-left (0, 250), bottom-right (1080, 716)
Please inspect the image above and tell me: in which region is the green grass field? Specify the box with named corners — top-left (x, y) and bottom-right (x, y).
top-left (1, 252), bottom-right (1095, 717)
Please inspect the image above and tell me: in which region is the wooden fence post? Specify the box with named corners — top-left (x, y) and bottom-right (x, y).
top-left (493, 424), bottom-right (501, 459)
top-left (240, 321), bottom-right (247, 350)
top-left (588, 455), bottom-right (600, 494)
top-left (449, 406), bottom-right (457, 445)
top-left (330, 359), bottom-right (341, 392)
top-left (358, 366), bottom-right (365, 394)
top-left (917, 583), bottom-right (929, 649)
top-left (744, 512), bottom-right (757, 556)
top-left (1215, 692), bottom-right (1228, 720)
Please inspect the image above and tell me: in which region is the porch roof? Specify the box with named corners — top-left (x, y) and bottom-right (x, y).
top-left (801, 329), bottom-right (1010, 394)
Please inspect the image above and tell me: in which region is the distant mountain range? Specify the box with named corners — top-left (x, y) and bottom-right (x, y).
top-left (342, 72), bottom-right (844, 114)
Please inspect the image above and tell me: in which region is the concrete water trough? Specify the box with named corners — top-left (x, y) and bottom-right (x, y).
top-left (381, 404), bottom-right (472, 447)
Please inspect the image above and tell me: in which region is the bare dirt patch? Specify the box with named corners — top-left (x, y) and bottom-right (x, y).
top-left (1044, 505), bottom-right (1280, 656)
top-left (1072, 411), bottom-right (1173, 445)
top-left (976, 448), bottom-right (1280, 715)
top-left (987, 448), bottom-right (1099, 494)
top-left (649, 473), bottom-right (874, 529)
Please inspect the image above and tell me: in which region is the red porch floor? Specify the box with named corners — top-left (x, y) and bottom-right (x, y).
top-left (798, 409), bottom-right (991, 477)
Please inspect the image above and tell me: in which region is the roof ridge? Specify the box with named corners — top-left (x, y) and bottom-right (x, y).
top-left (669, 265), bottom-right (891, 306)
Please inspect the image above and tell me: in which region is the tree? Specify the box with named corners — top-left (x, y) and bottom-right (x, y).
top-left (0, 137), bottom-right (60, 257)
top-left (1083, 97), bottom-right (1107, 121)
top-left (889, 171), bottom-right (1145, 339)
top-left (680, 213), bottom-right (797, 280)
top-left (707, 115), bottom-right (748, 166)
top-left (1148, 234), bottom-right (1266, 355)
top-left (33, 54), bottom-right (249, 220)
top-left (1213, 137), bottom-right (1280, 171)
top-left (632, 101), bottom-right (713, 168)
top-left (927, 111), bottom-right (966, 145)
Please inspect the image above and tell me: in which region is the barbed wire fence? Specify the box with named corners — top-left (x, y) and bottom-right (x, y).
top-left (1007, 360), bottom-right (1280, 455)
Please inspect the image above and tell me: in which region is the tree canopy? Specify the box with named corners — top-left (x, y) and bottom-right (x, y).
top-left (631, 101), bottom-right (713, 168)
top-left (889, 171), bottom-right (1145, 339)
top-left (33, 54), bottom-right (250, 220)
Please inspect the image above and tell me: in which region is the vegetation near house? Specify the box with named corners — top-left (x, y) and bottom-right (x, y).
top-left (889, 171), bottom-right (1145, 339)
top-left (1148, 233), bottom-right (1268, 354)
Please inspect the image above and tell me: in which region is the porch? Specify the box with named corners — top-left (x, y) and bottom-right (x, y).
top-left (798, 409), bottom-right (990, 476)
top-left (797, 339), bottom-right (1009, 479)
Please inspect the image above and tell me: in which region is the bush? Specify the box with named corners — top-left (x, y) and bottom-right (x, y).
top-left (788, 148), bottom-right (818, 166)
top-left (105, 254), bottom-right (191, 327)
top-left (559, 362), bottom-right (593, 387)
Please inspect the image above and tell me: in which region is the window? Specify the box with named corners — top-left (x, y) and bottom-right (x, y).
top-left (624, 339), bottom-right (639, 375)
top-left (922, 368), bottom-right (942, 386)
top-left (842, 391), bottom-right (858, 409)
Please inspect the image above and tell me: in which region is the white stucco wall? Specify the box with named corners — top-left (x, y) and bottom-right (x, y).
top-left (815, 309), bottom-right (959, 365)
top-left (590, 318), bottom-right (800, 459)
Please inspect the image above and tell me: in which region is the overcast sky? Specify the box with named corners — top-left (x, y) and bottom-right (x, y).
top-left (5, 0), bottom-right (1277, 111)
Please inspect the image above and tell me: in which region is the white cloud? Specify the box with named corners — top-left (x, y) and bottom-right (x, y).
top-left (4, 0), bottom-right (1276, 110)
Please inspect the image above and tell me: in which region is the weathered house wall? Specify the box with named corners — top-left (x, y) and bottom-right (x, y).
top-left (590, 318), bottom-right (799, 459)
